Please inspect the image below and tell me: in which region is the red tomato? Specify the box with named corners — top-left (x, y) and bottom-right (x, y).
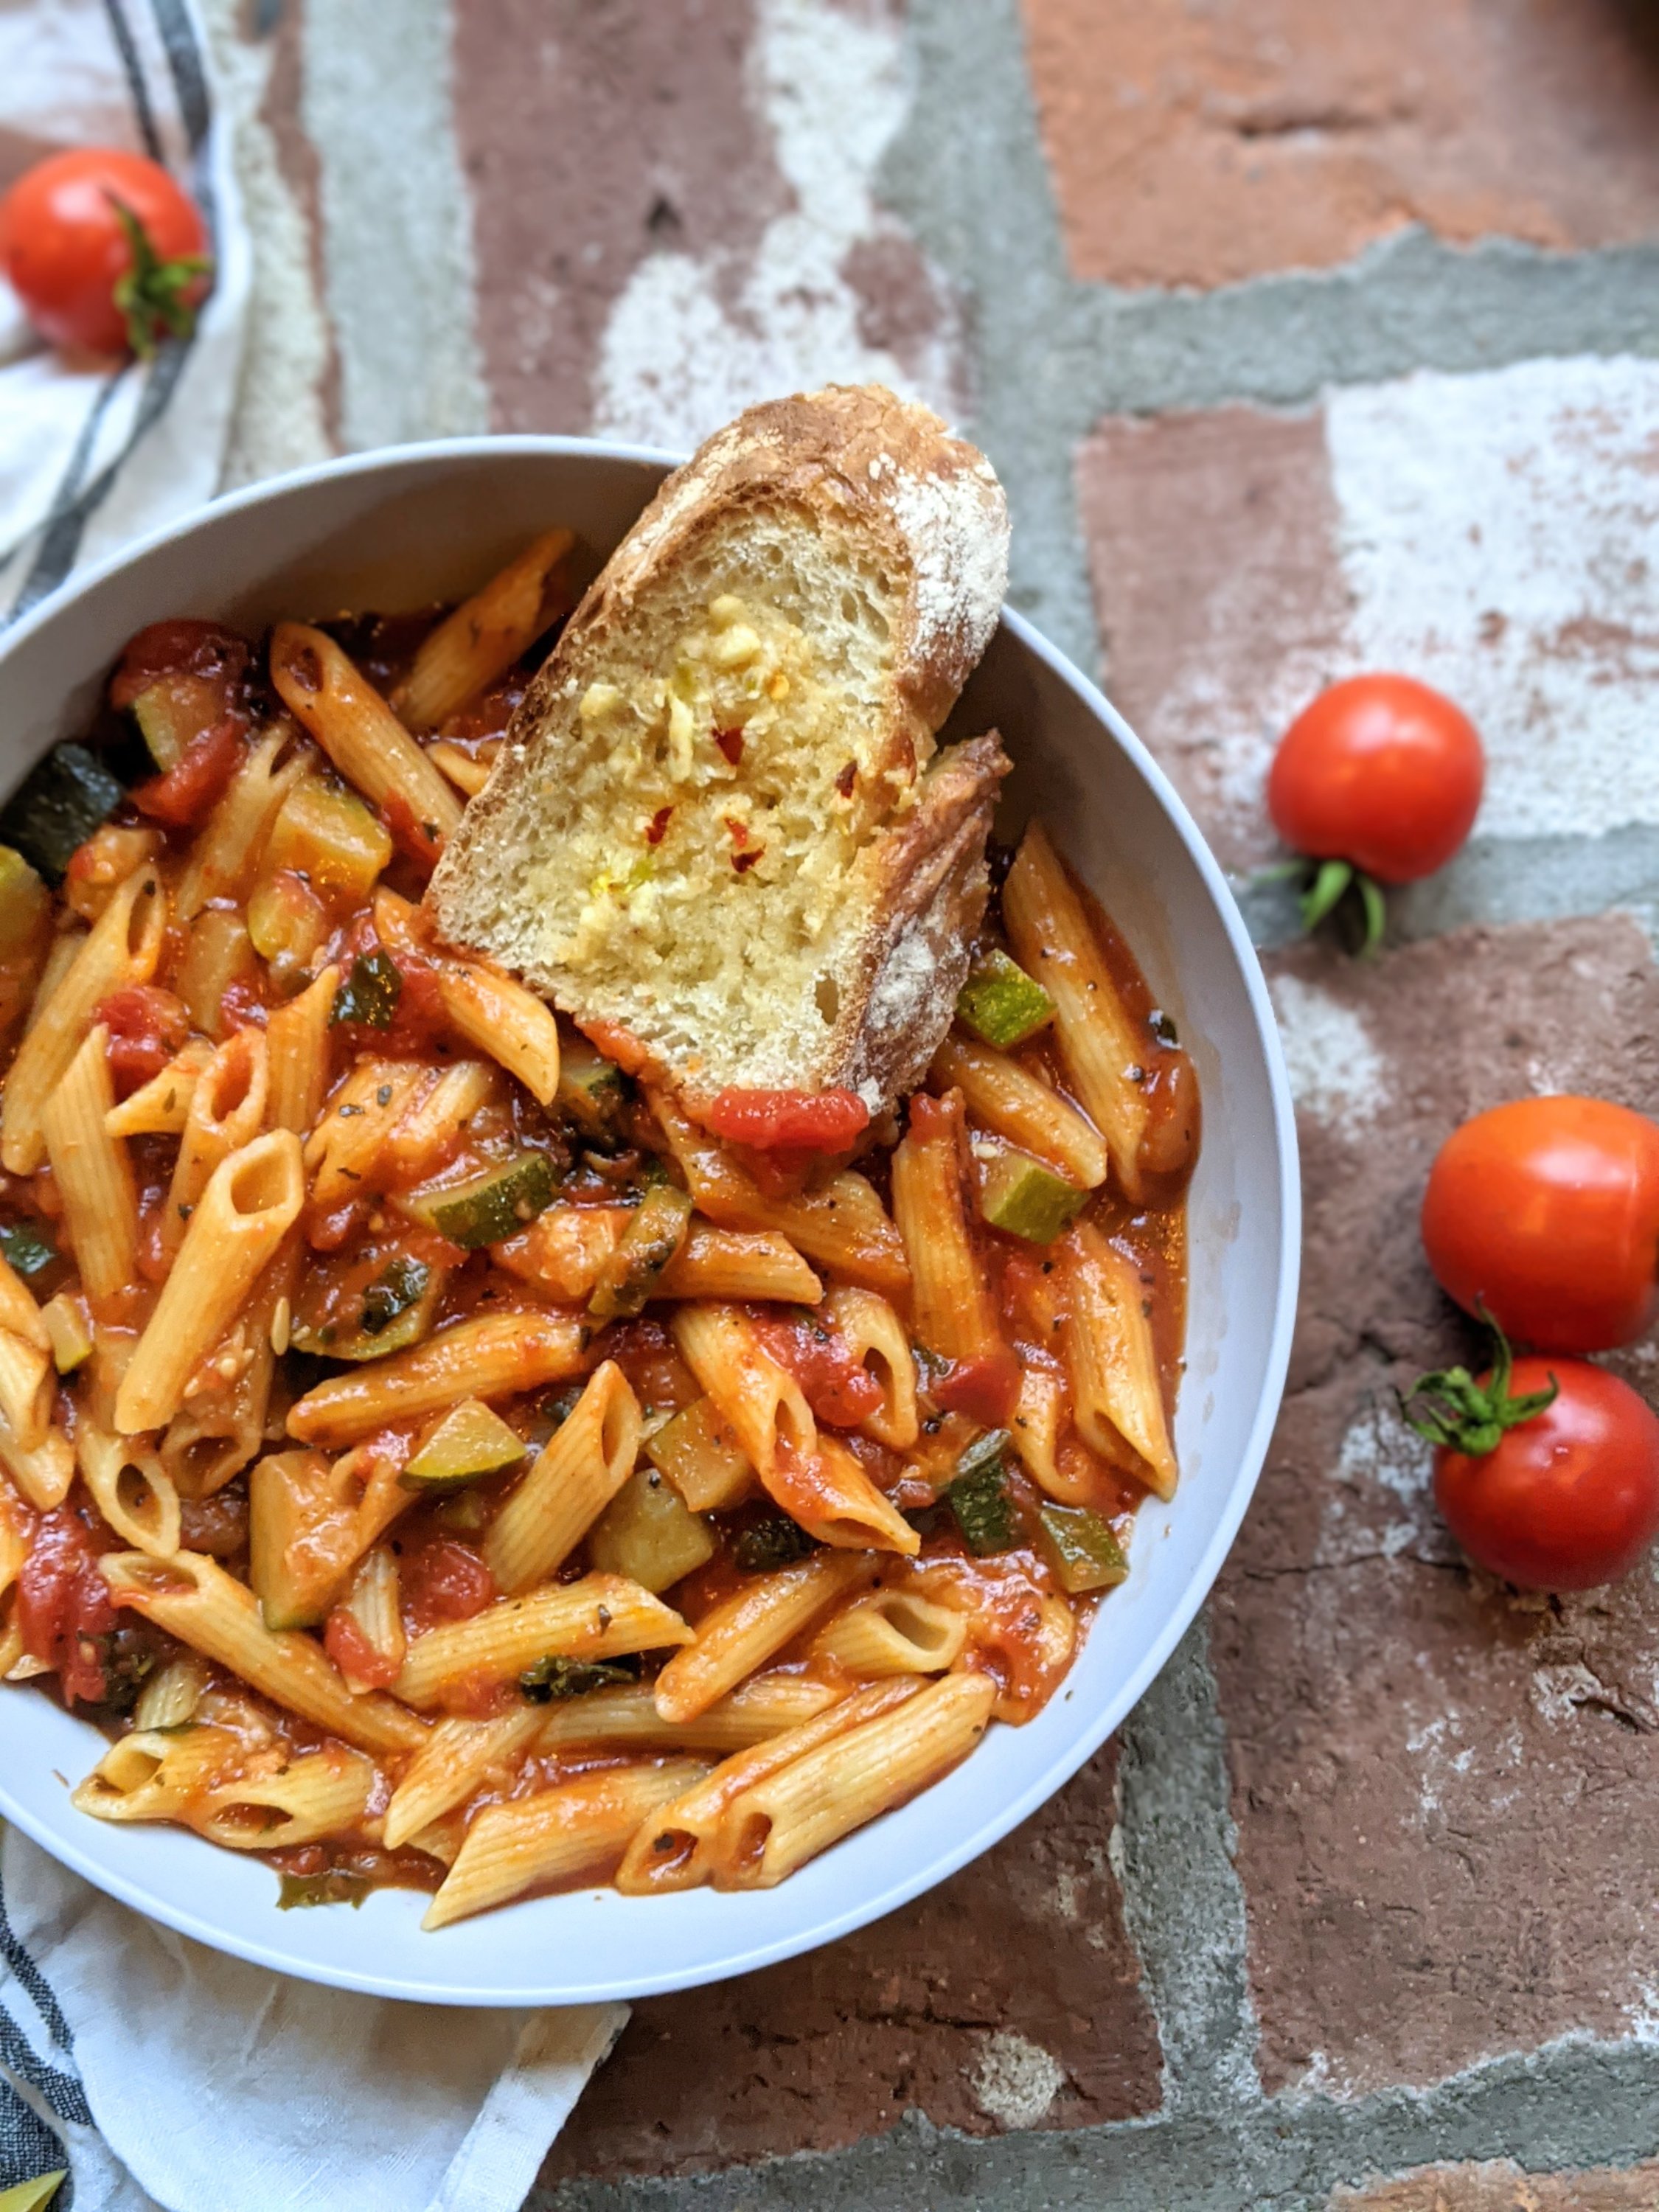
top-left (108, 619), bottom-right (248, 712)
top-left (1268, 675), bottom-right (1484, 885)
top-left (752, 1312), bottom-right (884, 1427)
top-left (0, 149), bottom-right (209, 358)
top-left (94, 982), bottom-right (189, 1093)
top-left (929, 1348), bottom-right (1022, 1430)
top-left (323, 1608), bottom-right (400, 1688)
top-left (401, 1538), bottom-right (495, 1632)
top-left (1431, 1358), bottom-right (1659, 1590)
top-left (1422, 1096), bottom-right (1659, 1353)
top-left (130, 714), bottom-right (246, 828)
top-left (18, 1506), bottom-right (116, 1704)
top-left (703, 1088), bottom-right (869, 1152)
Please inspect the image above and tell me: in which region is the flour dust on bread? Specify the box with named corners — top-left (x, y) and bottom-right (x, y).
top-left (427, 384), bottom-right (1012, 1124)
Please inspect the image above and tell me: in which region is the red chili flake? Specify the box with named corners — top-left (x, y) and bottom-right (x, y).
top-left (724, 815), bottom-right (750, 849)
top-left (714, 728), bottom-right (745, 765)
top-left (646, 804), bottom-right (674, 846)
top-left (733, 847), bottom-right (764, 874)
top-left (835, 760), bottom-right (857, 799)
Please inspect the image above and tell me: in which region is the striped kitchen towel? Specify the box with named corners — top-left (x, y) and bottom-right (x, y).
top-left (0, 0), bottom-right (248, 622)
top-left (0, 1827), bottom-right (627, 2211)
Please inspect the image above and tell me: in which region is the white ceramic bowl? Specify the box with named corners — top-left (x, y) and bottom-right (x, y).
top-left (0, 439), bottom-right (1299, 2005)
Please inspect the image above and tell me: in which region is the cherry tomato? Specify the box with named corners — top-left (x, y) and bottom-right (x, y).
top-left (1422, 1096), bottom-right (1659, 1353)
top-left (1430, 1358), bottom-right (1659, 1590)
top-left (1269, 675), bottom-right (1484, 885)
top-left (703, 1087), bottom-right (870, 1152)
top-left (94, 982), bottom-right (190, 1094)
top-left (0, 148), bottom-right (209, 358)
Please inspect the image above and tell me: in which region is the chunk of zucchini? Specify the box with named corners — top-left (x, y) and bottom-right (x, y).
top-left (248, 1450), bottom-right (362, 1629)
top-left (0, 744), bottom-right (122, 883)
top-left (1035, 1502), bottom-right (1128, 1593)
top-left (587, 1183), bottom-right (692, 1321)
top-left (587, 1467), bottom-right (715, 1591)
top-left (955, 948), bottom-right (1054, 1048)
top-left (402, 1398), bottom-right (527, 1491)
top-left (557, 1036), bottom-right (630, 1142)
top-left (267, 775), bottom-right (393, 906)
top-left (406, 1152), bottom-right (559, 1250)
top-left (977, 1148), bottom-right (1087, 1243)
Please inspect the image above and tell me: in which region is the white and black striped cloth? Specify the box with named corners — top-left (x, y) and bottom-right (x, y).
top-left (0, 0), bottom-right (248, 623)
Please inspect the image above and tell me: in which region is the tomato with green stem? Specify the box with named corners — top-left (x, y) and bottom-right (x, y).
top-left (1267, 674), bottom-right (1484, 951)
top-left (0, 147), bottom-right (210, 358)
top-left (1403, 1320), bottom-right (1659, 1590)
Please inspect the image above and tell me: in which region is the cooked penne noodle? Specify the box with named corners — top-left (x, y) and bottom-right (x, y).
top-left (0, 1251), bottom-right (53, 1450)
top-left (652, 1552), bottom-right (873, 1725)
top-left (1008, 1365), bottom-right (1070, 1499)
top-left (73, 1724), bottom-right (244, 1825)
top-left (428, 742), bottom-right (493, 798)
top-left (195, 1743), bottom-right (377, 1850)
top-left (483, 1360), bottom-right (641, 1594)
top-left (161, 1027), bottom-right (269, 1260)
top-left (652, 1093), bottom-right (911, 1296)
top-left (0, 1407), bottom-right (74, 1510)
top-left (159, 1237), bottom-right (299, 1498)
top-left (615, 1679), bottom-right (919, 1893)
top-left (269, 622), bottom-right (463, 863)
top-left (1060, 1221), bottom-right (1178, 1499)
top-left (670, 1301), bottom-right (816, 1479)
top-left (333, 1545), bottom-right (406, 1691)
top-left (382, 1707), bottom-right (546, 1851)
top-left (811, 1589), bottom-right (967, 1677)
top-left (394, 528), bottom-right (574, 732)
top-left (265, 964), bottom-right (341, 1136)
top-left (891, 1088), bottom-right (1010, 1374)
top-left (77, 1426), bottom-right (180, 1558)
top-left (395, 1573), bottom-right (691, 1708)
top-left (383, 1060), bottom-right (498, 1180)
top-left (2, 866), bottom-right (164, 1174)
top-left (710, 1670), bottom-right (998, 1888)
top-left (286, 1310), bottom-right (587, 1450)
top-left (104, 1036), bottom-right (215, 1138)
top-left (424, 1758), bottom-right (708, 1930)
top-left (1004, 821), bottom-right (1151, 1200)
top-left (116, 1130), bottom-right (305, 1435)
top-left (175, 723), bottom-right (307, 921)
top-left (930, 1030), bottom-right (1108, 1190)
top-left (822, 1285), bottom-right (918, 1449)
top-left (41, 1026), bottom-right (140, 1311)
top-left (779, 1435), bottom-right (919, 1557)
top-left (303, 1057), bottom-right (425, 1209)
top-left (131, 1652), bottom-right (209, 1732)
top-left (24, 925), bottom-right (86, 1037)
top-left (654, 1223), bottom-right (823, 1304)
top-left (535, 1672), bottom-right (840, 1753)
top-left (99, 1550), bottom-right (425, 1753)
top-left (0, 1478), bottom-right (30, 1677)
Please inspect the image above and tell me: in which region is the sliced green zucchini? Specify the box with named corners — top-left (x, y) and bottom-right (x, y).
top-left (290, 1253), bottom-right (447, 1362)
top-left (557, 1035), bottom-right (630, 1141)
top-left (587, 1183), bottom-right (692, 1322)
top-left (0, 846), bottom-right (49, 961)
top-left (955, 948), bottom-right (1054, 1048)
top-left (977, 1147), bottom-right (1087, 1243)
top-left (1035, 1502), bottom-right (1128, 1593)
top-left (406, 1152), bottom-right (558, 1250)
top-left (588, 1467), bottom-right (715, 1591)
top-left (266, 775), bottom-right (392, 905)
top-left (402, 1398), bottom-right (528, 1491)
top-left (0, 744), bottom-right (123, 883)
top-left (249, 1450), bottom-right (360, 1629)
top-left (644, 1394), bottom-right (753, 1512)
top-left (0, 1222), bottom-right (55, 1279)
top-left (947, 1430), bottom-right (1016, 1557)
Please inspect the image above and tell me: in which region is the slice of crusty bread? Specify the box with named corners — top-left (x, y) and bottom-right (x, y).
top-left (426, 383), bottom-right (1011, 1121)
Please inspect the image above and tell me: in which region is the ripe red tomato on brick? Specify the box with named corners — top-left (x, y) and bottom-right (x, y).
top-left (1269, 673), bottom-right (1484, 886)
top-left (0, 147), bottom-right (209, 358)
top-left (1422, 1095), bottom-right (1659, 1353)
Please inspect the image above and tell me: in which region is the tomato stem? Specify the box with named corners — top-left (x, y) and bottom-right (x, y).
top-left (1299, 857), bottom-right (1352, 931)
top-left (107, 194), bottom-right (211, 358)
top-left (1399, 1310), bottom-right (1559, 1457)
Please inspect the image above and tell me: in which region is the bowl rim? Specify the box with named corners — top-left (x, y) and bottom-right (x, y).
top-left (0, 434), bottom-right (1301, 2003)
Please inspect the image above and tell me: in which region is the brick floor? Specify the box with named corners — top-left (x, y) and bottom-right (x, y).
top-left (1020, 0), bottom-right (1659, 290)
top-left (1330, 2159), bottom-right (1659, 2211)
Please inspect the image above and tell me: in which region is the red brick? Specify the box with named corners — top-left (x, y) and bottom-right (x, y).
top-left (540, 1743), bottom-right (1158, 2183)
top-left (1214, 917), bottom-right (1659, 2095)
top-left (1020, 0), bottom-right (1659, 290)
top-left (1330, 2159), bottom-right (1659, 2211)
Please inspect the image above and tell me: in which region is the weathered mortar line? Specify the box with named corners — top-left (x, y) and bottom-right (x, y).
top-left (1114, 1619), bottom-right (1262, 2112)
top-left (535, 2031), bottom-right (1659, 2212)
top-left (300, 0), bottom-right (489, 448)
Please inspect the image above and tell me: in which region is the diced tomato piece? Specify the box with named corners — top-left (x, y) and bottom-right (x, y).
top-left (931, 1347), bottom-right (1023, 1430)
top-left (108, 619), bottom-right (249, 711)
top-left (323, 1607), bottom-right (400, 1687)
top-left (131, 712), bottom-right (246, 828)
top-left (327, 917), bottom-right (450, 1057)
top-left (94, 982), bottom-right (190, 1094)
top-left (753, 1312), bottom-right (885, 1427)
top-left (401, 1537), bottom-right (495, 1632)
top-left (379, 790), bottom-right (448, 872)
top-left (703, 1087), bottom-right (869, 1152)
top-left (18, 1505), bottom-right (116, 1705)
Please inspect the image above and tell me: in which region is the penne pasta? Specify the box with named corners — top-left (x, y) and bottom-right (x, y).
top-left (930, 1030), bottom-right (1108, 1190)
top-left (494, 1205), bottom-right (626, 1302)
top-left (774, 1435), bottom-right (920, 1556)
top-left (376, 891), bottom-right (563, 1106)
top-left (383, 1060), bottom-right (498, 1181)
top-left (709, 1670), bottom-right (998, 1888)
top-left (652, 1551), bottom-right (873, 1725)
top-left (394, 1573), bottom-right (691, 1708)
top-left (41, 1026), bottom-right (140, 1312)
top-left (891, 1088), bottom-right (1015, 1387)
top-left (535, 1672), bottom-right (840, 1753)
top-left (2, 866), bottom-right (165, 1174)
top-left (195, 1743), bottom-right (378, 1851)
top-left (161, 1027), bottom-right (269, 1261)
top-left (99, 1550), bottom-right (426, 1753)
top-left (483, 1360), bottom-right (641, 1594)
top-left (159, 1237), bottom-right (299, 1498)
top-left (382, 1707), bottom-right (546, 1851)
top-left (286, 1310), bottom-right (588, 1450)
top-left (104, 1036), bottom-right (215, 1138)
top-left (670, 1301), bottom-right (816, 1480)
top-left (0, 1407), bottom-right (74, 1510)
top-left (269, 622), bottom-right (463, 864)
top-left (428, 742), bottom-right (493, 798)
top-left (1060, 1220), bottom-right (1178, 1500)
top-left (822, 1285), bottom-right (918, 1449)
top-left (303, 1056), bottom-right (425, 1210)
top-left (116, 1131), bottom-right (305, 1434)
top-left (654, 1223), bottom-right (823, 1304)
top-left (265, 964), bottom-right (341, 1137)
top-left (394, 528), bottom-right (574, 732)
top-left (615, 1679), bottom-right (919, 1893)
top-left (175, 723), bottom-right (307, 921)
top-left (810, 1588), bottom-right (967, 1677)
top-left (74, 1724), bottom-right (244, 1825)
top-left (1004, 821), bottom-right (1151, 1200)
top-left (77, 1426), bottom-right (180, 1558)
top-left (424, 1758), bottom-right (708, 1930)
top-left (0, 1251), bottom-right (53, 1450)
top-left (333, 1544), bottom-right (406, 1691)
